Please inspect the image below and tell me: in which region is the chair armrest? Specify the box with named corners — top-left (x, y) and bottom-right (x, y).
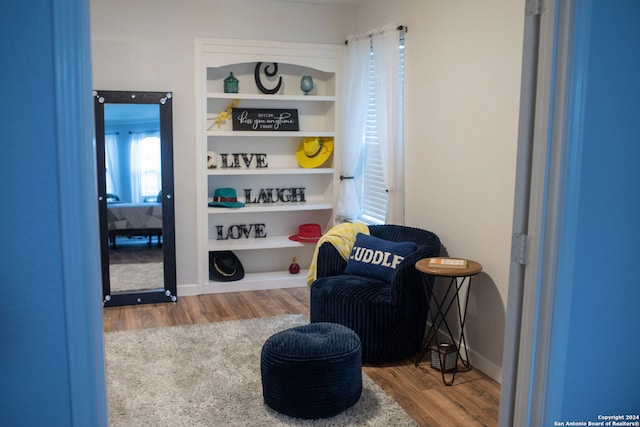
top-left (315, 242), bottom-right (348, 279)
top-left (388, 235), bottom-right (441, 303)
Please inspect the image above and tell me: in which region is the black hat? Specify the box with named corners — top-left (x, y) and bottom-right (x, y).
top-left (209, 251), bottom-right (244, 282)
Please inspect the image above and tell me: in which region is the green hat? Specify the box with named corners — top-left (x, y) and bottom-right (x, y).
top-left (208, 188), bottom-right (245, 208)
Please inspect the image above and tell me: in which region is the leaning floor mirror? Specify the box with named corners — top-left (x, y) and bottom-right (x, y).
top-left (94, 90), bottom-right (177, 306)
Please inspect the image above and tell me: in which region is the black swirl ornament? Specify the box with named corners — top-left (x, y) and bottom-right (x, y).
top-left (254, 62), bottom-right (283, 95)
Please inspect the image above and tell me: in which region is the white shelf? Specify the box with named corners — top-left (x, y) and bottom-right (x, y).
top-left (207, 130), bottom-right (334, 137)
top-left (196, 38), bottom-right (341, 295)
top-left (207, 203), bottom-right (333, 214)
top-left (208, 92), bottom-right (336, 102)
top-left (207, 167), bottom-right (334, 176)
top-left (203, 270), bottom-right (309, 293)
top-left (208, 235), bottom-right (312, 251)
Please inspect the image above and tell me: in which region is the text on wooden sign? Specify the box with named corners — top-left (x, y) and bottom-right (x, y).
top-left (232, 108), bottom-right (299, 131)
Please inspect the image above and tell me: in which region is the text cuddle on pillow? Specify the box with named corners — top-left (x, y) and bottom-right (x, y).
top-left (344, 233), bottom-right (417, 283)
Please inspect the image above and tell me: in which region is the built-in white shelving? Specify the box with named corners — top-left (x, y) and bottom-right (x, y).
top-left (207, 168), bottom-right (334, 176)
top-left (194, 38), bottom-right (343, 295)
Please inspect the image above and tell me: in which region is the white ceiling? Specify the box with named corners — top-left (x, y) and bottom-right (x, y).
top-left (276, 0), bottom-right (364, 4)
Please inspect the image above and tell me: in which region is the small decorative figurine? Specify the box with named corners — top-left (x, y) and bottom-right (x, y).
top-left (255, 62), bottom-right (282, 94)
top-left (300, 75), bottom-right (314, 95)
top-left (224, 72), bottom-right (239, 93)
top-left (289, 257), bottom-right (300, 274)
top-left (207, 151), bottom-right (217, 169)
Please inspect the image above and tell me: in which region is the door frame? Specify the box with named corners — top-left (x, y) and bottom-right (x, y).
top-left (499, 0), bottom-right (580, 424)
top-left (54, 0), bottom-right (108, 424)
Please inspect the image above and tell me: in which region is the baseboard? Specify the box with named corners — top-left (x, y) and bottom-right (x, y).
top-left (177, 274), bottom-right (307, 297)
top-left (177, 282), bottom-right (200, 297)
top-left (467, 346), bottom-right (502, 384)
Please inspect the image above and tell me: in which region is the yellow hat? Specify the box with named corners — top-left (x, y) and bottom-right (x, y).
top-left (295, 137), bottom-right (334, 168)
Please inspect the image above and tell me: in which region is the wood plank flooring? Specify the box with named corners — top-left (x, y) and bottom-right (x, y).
top-left (103, 287), bottom-right (500, 426)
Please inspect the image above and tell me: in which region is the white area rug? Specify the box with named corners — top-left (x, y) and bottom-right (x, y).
top-left (104, 314), bottom-right (417, 426)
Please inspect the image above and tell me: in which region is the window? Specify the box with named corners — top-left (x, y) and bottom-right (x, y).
top-left (131, 134), bottom-right (162, 202)
top-left (135, 135), bottom-right (162, 200)
top-left (104, 132), bottom-right (161, 203)
top-left (357, 34), bottom-right (405, 225)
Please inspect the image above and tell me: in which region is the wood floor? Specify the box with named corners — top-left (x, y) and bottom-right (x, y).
top-left (103, 287), bottom-right (500, 426)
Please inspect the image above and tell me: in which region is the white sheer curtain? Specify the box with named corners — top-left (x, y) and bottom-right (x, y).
top-left (336, 35), bottom-right (370, 220)
top-left (129, 131), bottom-right (160, 203)
top-left (372, 25), bottom-right (404, 224)
top-left (338, 23), bottom-right (405, 224)
top-left (104, 133), bottom-right (119, 197)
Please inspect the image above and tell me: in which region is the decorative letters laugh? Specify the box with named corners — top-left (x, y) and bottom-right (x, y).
top-left (244, 188), bottom-right (306, 204)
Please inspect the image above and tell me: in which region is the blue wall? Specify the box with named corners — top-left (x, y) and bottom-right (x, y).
top-left (3, 0), bottom-right (638, 424)
top-left (545, 0), bottom-right (640, 420)
top-left (0, 0), bottom-right (106, 425)
top-left (0, 1), bottom-right (70, 422)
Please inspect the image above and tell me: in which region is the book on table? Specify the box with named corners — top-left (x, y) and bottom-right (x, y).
top-left (429, 258), bottom-right (467, 268)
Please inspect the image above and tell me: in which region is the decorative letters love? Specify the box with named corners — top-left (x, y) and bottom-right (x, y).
top-left (216, 224), bottom-right (267, 240)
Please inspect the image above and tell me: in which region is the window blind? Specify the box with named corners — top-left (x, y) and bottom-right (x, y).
top-left (359, 35), bottom-right (404, 224)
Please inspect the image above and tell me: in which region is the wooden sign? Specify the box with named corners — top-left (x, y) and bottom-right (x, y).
top-left (232, 108), bottom-right (299, 131)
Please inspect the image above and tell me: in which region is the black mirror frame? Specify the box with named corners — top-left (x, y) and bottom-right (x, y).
top-left (94, 90), bottom-right (177, 306)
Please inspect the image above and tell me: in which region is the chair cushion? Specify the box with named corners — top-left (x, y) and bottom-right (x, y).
top-left (344, 233), bottom-right (417, 283)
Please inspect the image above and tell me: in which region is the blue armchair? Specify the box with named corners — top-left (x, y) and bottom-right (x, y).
top-left (310, 224), bottom-right (441, 363)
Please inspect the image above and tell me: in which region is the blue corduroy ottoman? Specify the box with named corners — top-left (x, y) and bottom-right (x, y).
top-left (260, 322), bottom-right (362, 419)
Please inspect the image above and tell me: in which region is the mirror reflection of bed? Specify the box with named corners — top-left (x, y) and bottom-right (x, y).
top-left (107, 197), bottom-right (164, 293)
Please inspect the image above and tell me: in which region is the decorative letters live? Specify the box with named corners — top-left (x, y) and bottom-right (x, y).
top-left (219, 153), bottom-right (268, 169)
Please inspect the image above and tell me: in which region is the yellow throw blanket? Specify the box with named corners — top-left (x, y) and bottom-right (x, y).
top-left (307, 222), bottom-right (370, 285)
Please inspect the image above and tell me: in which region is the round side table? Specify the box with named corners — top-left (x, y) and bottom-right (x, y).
top-left (414, 257), bottom-right (482, 386)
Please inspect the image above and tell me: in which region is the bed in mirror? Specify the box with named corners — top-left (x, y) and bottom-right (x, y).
top-left (94, 90), bottom-right (176, 306)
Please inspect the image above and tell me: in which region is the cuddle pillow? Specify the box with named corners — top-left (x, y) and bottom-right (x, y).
top-left (344, 233), bottom-right (417, 283)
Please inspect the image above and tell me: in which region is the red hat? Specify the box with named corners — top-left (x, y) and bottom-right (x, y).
top-left (289, 224), bottom-right (322, 243)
